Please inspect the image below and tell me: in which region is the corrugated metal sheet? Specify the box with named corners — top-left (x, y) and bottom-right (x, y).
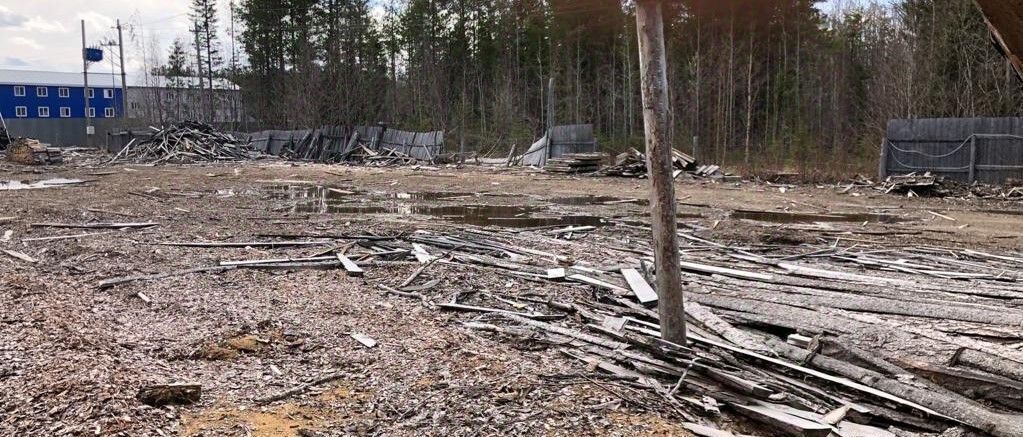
top-left (880, 117), bottom-right (1023, 184)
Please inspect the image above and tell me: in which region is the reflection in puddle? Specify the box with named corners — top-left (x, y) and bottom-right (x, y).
top-left (552, 196), bottom-right (648, 206)
top-left (294, 202), bottom-right (606, 228)
top-left (263, 185), bottom-right (489, 202)
top-left (732, 209), bottom-right (906, 224)
top-left (264, 184), bottom-right (609, 228)
top-left (0, 178), bottom-right (85, 190)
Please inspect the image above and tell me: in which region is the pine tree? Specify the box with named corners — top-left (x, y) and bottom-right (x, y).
top-left (163, 38), bottom-right (191, 88)
top-left (190, 0), bottom-right (222, 121)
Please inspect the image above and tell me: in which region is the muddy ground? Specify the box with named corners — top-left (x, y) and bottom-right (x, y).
top-left (1, 155), bottom-right (1021, 436)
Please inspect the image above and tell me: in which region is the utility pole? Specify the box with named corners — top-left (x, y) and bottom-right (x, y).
top-left (635, 0), bottom-right (686, 343)
top-left (116, 19), bottom-right (128, 119)
top-left (81, 20), bottom-right (93, 144)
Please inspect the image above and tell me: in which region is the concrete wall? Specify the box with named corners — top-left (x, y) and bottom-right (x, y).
top-left (4, 117), bottom-right (126, 148)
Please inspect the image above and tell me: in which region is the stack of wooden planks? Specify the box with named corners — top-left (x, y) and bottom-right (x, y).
top-left (545, 153), bottom-right (606, 174)
top-left (5, 138), bottom-right (62, 165)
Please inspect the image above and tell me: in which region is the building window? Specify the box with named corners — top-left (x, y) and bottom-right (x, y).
top-left (58, 87), bottom-right (70, 98)
top-left (87, 107), bottom-right (95, 118)
top-left (129, 101), bottom-right (139, 110)
top-left (13, 86), bottom-right (25, 96)
top-left (60, 107), bottom-right (71, 118)
top-left (38, 107), bottom-right (50, 118)
top-left (87, 88), bottom-right (94, 98)
top-left (103, 89), bottom-right (114, 99)
top-left (14, 106), bottom-right (27, 117)
top-left (104, 107), bottom-right (114, 118)
top-left (36, 87), bottom-right (47, 97)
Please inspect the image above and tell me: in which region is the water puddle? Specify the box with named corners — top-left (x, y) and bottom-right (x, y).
top-left (981, 209), bottom-right (1023, 217)
top-left (0, 178), bottom-right (85, 190)
top-left (732, 209), bottom-right (906, 224)
top-left (263, 185), bottom-right (505, 202)
top-left (552, 196), bottom-right (648, 206)
top-left (264, 184), bottom-right (608, 228)
top-left (263, 185), bottom-right (360, 201)
top-left (386, 191), bottom-right (477, 200)
top-left (293, 202), bottom-right (606, 228)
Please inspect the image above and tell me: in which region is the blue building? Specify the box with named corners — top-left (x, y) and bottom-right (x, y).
top-left (0, 69), bottom-right (123, 121)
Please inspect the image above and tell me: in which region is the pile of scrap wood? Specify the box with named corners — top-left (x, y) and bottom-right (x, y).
top-left (388, 229), bottom-right (1023, 436)
top-left (545, 153), bottom-right (605, 174)
top-left (341, 146), bottom-right (421, 166)
top-left (5, 138), bottom-right (62, 165)
top-left (880, 173), bottom-right (937, 195)
top-left (872, 173), bottom-right (1023, 199)
top-left (597, 147), bottom-right (738, 180)
top-left (110, 121), bottom-right (253, 164)
top-left (103, 220), bottom-right (1023, 435)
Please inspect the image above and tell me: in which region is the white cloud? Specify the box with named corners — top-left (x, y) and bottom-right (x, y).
top-left (11, 36), bottom-right (43, 50)
top-left (23, 16), bottom-right (66, 33)
top-left (0, 5), bottom-right (26, 27)
top-left (0, 1), bottom-right (198, 73)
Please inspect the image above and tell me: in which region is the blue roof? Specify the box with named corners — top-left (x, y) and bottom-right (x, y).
top-left (0, 69), bottom-right (123, 87)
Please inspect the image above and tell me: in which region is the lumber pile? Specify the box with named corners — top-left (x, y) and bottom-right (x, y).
top-left (5, 138), bottom-right (62, 165)
top-left (111, 121), bottom-right (252, 164)
top-left (545, 153), bottom-right (605, 174)
top-left (343, 146), bottom-right (420, 167)
top-left (597, 147), bottom-right (736, 180)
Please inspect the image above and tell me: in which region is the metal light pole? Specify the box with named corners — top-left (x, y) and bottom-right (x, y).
top-left (117, 19), bottom-right (128, 118)
top-left (81, 20), bottom-right (93, 144)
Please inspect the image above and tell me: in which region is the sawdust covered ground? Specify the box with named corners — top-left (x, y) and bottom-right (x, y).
top-left (1, 155), bottom-right (1021, 436)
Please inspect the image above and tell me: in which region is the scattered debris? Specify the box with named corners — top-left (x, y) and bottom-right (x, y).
top-left (31, 221), bottom-right (158, 229)
top-left (865, 172), bottom-right (1023, 200)
top-left (2, 249), bottom-right (37, 263)
top-left (350, 333), bottom-right (378, 348)
top-left (0, 178), bottom-right (85, 191)
top-left (111, 121), bottom-right (253, 164)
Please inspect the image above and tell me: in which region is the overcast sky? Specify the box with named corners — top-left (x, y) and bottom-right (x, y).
top-left (0, 0), bottom-right (232, 81)
top-left (0, 1), bottom-right (881, 79)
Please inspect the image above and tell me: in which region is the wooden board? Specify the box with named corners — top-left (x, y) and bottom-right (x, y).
top-left (622, 268), bottom-right (658, 304)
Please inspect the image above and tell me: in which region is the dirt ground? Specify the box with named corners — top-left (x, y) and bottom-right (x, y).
top-left (1, 155), bottom-right (1021, 436)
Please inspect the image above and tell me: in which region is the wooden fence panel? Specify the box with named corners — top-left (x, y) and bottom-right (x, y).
top-left (881, 118), bottom-right (1023, 184)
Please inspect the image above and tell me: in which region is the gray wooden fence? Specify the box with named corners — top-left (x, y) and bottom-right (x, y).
top-left (233, 126), bottom-right (444, 162)
top-left (880, 117), bottom-right (1023, 184)
top-left (520, 124), bottom-right (598, 167)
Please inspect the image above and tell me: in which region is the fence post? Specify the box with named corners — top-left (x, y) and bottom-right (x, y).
top-left (878, 139), bottom-right (889, 181)
top-left (968, 135), bottom-right (978, 183)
